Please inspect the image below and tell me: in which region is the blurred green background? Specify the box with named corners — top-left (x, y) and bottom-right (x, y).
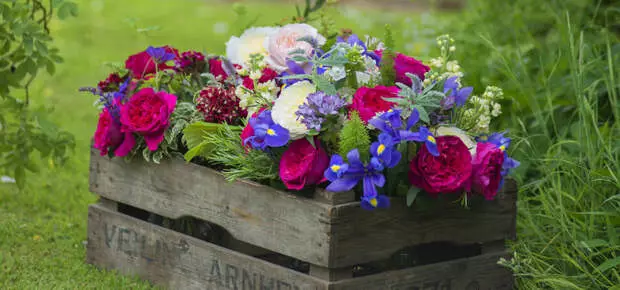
top-left (0, 0), bottom-right (618, 289)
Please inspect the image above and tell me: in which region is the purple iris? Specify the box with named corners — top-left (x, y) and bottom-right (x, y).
top-left (280, 59), bottom-right (327, 87)
top-left (146, 46), bottom-right (176, 64)
top-left (441, 76), bottom-right (473, 110)
top-left (477, 131), bottom-right (520, 188)
top-left (324, 149), bottom-right (390, 210)
top-left (243, 110), bottom-right (290, 150)
top-left (369, 109), bottom-right (440, 156)
top-left (370, 133), bottom-right (401, 168)
top-left (296, 92), bottom-right (346, 131)
top-left (336, 34), bottom-right (381, 66)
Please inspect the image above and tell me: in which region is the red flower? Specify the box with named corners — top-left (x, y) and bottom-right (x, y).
top-left (259, 67), bottom-right (278, 83)
top-left (279, 138), bottom-right (329, 190)
top-left (175, 50), bottom-right (206, 72)
top-left (124, 46), bottom-right (179, 79)
top-left (209, 58), bottom-right (229, 80)
top-left (408, 136), bottom-right (472, 195)
top-left (471, 143), bottom-right (505, 200)
top-left (97, 73), bottom-right (123, 92)
top-left (93, 109), bottom-right (123, 156)
top-left (196, 86), bottom-right (247, 124)
top-left (350, 86), bottom-right (400, 123)
top-left (242, 76), bottom-right (254, 90)
top-left (394, 53), bottom-right (430, 86)
top-left (116, 88), bottom-right (177, 156)
top-left (240, 108), bottom-right (266, 150)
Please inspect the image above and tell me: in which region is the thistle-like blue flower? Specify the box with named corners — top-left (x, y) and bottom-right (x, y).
top-left (442, 76), bottom-right (473, 110)
top-left (369, 108), bottom-right (440, 156)
top-left (296, 91), bottom-right (346, 131)
top-left (146, 46), bottom-right (176, 64)
top-left (243, 110), bottom-right (290, 150)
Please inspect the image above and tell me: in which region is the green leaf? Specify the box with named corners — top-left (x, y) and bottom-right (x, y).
top-left (338, 111), bottom-right (370, 162)
top-left (34, 40), bottom-right (48, 56)
top-left (57, 2), bottom-right (78, 20)
top-left (45, 59), bottom-right (55, 75)
top-left (14, 167), bottom-right (25, 189)
top-left (23, 37), bottom-right (33, 55)
top-left (406, 187), bottom-right (420, 206)
top-left (22, 59), bottom-right (37, 75)
top-left (306, 136), bottom-right (316, 148)
top-left (595, 257), bottom-right (620, 273)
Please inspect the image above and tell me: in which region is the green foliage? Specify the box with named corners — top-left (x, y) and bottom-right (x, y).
top-left (182, 121), bottom-right (237, 162)
top-left (338, 111), bottom-right (370, 162)
top-left (203, 123), bottom-right (278, 183)
top-left (380, 24), bottom-right (396, 86)
top-left (0, 0), bottom-right (77, 188)
top-left (386, 73), bottom-right (443, 123)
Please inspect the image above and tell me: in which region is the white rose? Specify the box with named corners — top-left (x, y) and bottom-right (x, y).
top-left (264, 24), bottom-right (326, 72)
top-left (271, 81), bottom-right (315, 140)
top-left (436, 126), bottom-right (476, 155)
top-left (226, 27), bottom-right (278, 67)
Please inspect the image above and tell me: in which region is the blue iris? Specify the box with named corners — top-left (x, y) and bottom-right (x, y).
top-left (369, 108), bottom-right (440, 157)
top-left (243, 110), bottom-right (290, 150)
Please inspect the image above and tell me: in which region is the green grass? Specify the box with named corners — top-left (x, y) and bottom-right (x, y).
top-left (0, 0), bottom-right (448, 288)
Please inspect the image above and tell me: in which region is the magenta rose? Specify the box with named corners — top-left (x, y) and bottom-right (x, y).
top-left (470, 142), bottom-right (505, 200)
top-left (125, 46), bottom-right (179, 79)
top-left (409, 136), bottom-right (472, 195)
top-left (93, 109), bottom-right (123, 156)
top-left (394, 53), bottom-right (430, 86)
top-left (279, 138), bottom-right (329, 190)
top-left (350, 86), bottom-right (400, 123)
top-left (115, 88), bottom-right (177, 156)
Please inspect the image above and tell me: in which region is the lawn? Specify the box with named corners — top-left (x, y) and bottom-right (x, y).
top-left (0, 0), bottom-right (451, 288)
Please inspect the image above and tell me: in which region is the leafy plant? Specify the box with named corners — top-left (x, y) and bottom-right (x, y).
top-left (380, 24), bottom-right (396, 86)
top-left (0, 0), bottom-right (78, 188)
top-left (338, 111), bottom-right (370, 161)
top-left (385, 73), bottom-right (444, 123)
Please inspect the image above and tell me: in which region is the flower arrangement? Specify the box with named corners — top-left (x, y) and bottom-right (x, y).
top-left (82, 22), bottom-right (518, 210)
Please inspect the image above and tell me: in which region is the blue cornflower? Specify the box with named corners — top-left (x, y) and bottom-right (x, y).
top-left (369, 109), bottom-right (440, 156)
top-left (441, 76), bottom-right (473, 110)
top-left (296, 91), bottom-right (346, 131)
top-left (324, 149), bottom-right (389, 210)
top-left (243, 110), bottom-right (290, 150)
top-left (370, 133), bottom-right (401, 168)
top-left (146, 46), bottom-right (176, 64)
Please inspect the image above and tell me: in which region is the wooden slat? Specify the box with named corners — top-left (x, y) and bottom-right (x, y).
top-left (86, 204), bottom-right (328, 290)
top-left (89, 149), bottom-right (334, 267)
top-left (327, 180), bottom-right (517, 267)
top-left (332, 251), bottom-right (513, 290)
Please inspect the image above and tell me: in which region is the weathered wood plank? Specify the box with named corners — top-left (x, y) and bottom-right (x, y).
top-left (328, 180), bottom-right (517, 267)
top-left (332, 251), bottom-right (513, 290)
top-left (89, 149), bottom-right (334, 267)
top-left (86, 204), bottom-right (328, 290)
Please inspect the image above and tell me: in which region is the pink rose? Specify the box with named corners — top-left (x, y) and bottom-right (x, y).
top-left (394, 53), bottom-right (430, 86)
top-left (115, 88), bottom-right (177, 156)
top-left (471, 143), bottom-right (505, 200)
top-left (265, 24), bottom-right (326, 72)
top-left (279, 138), bottom-right (329, 190)
top-left (350, 86), bottom-right (400, 123)
top-left (408, 136), bottom-right (472, 195)
top-left (124, 46), bottom-right (179, 79)
top-left (93, 109), bottom-right (123, 156)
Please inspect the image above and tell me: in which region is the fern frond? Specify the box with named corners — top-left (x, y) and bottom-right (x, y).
top-left (338, 111), bottom-right (370, 162)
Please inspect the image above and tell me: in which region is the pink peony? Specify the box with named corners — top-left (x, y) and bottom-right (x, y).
top-left (279, 138), bottom-right (329, 190)
top-left (350, 86), bottom-right (400, 123)
top-left (394, 53), bottom-right (430, 86)
top-left (93, 109), bottom-right (123, 156)
top-left (116, 88), bottom-right (177, 156)
top-left (408, 136), bottom-right (472, 195)
top-left (470, 143), bottom-right (505, 200)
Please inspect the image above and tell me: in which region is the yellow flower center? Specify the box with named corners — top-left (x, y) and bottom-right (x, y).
top-left (479, 135), bottom-right (488, 141)
top-left (267, 129), bottom-right (276, 136)
top-left (369, 198), bottom-right (378, 207)
top-left (427, 135), bottom-right (436, 143)
top-left (330, 165), bottom-right (341, 172)
top-left (377, 144), bottom-right (386, 155)
top-left (499, 145), bottom-right (506, 151)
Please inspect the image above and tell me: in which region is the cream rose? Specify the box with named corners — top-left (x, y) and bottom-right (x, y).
top-left (436, 126), bottom-right (476, 155)
top-left (272, 81), bottom-right (316, 140)
top-left (226, 27), bottom-right (278, 67)
top-left (264, 24), bottom-right (326, 72)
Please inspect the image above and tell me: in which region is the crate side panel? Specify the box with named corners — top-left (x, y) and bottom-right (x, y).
top-left (86, 204), bottom-right (328, 290)
top-left (89, 150), bottom-right (332, 267)
top-left (331, 252), bottom-right (513, 290)
top-left (330, 179), bottom-right (517, 267)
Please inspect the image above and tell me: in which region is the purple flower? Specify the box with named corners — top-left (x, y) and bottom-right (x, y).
top-left (146, 46), bottom-right (176, 64)
top-left (324, 154), bottom-right (349, 181)
top-left (79, 77), bottom-right (130, 124)
top-left (336, 34), bottom-right (381, 65)
top-left (370, 133), bottom-right (401, 168)
top-left (280, 59), bottom-right (327, 87)
top-left (296, 91), bottom-right (346, 131)
top-left (243, 110), bottom-right (290, 150)
top-left (361, 194), bottom-right (390, 210)
top-left (369, 109), bottom-right (440, 156)
top-left (442, 76), bottom-right (473, 110)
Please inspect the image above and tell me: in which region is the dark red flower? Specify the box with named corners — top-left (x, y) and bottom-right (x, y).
top-left (259, 67), bottom-right (278, 83)
top-left (175, 50), bottom-right (206, 73)
top-left (209, 58), bottom-right (229, 80)
top-left (124, 46), bottom-right (179, 79)
top-left (196, 86), bottom-right (247, 124)
top-left (93, 108), bottom-right (123, 156)
top-left (279, 138), bottom-right (329, 190)
top-left (97, 73), bottom-right (124, 92)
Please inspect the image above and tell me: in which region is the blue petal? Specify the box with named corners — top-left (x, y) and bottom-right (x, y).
top-left (378, 132), bottom-right (394, 146)
top-left (406, 109), bottom-right (420, 130)
top-left (399, 130), bottom-right (422, 142)
top-left (455, 87), bottom-right (473, 107)
top-left (265, 124), bottom-right (289, 147)
top-left (286, 59), bottom-right (306, 75)
top-left (369, 157), bottom-right (385, 172)
top-left (376, 194), bottom-right (390, 208)
top-left (360, 199), bottom-right (375, 210)
top-left (426, 141), bottom-right (440, 157)
top-left (443, 76), bottom-right (458, 95)
top-left (386, 149), bottom-right (401, 169)
top-left (369, 172), bottom-right (385, 188)
top-left (369, 117), bottom-right (389, 133)
top-left (347, 149), bottom-right (364, 169)
top-left (362, 177), bottom-right (378, 197)
top-left (326, 175), bottom-right (361, 192)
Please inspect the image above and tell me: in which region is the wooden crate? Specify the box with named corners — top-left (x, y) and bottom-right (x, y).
top-left (87, 149), bottom-right (517, 289)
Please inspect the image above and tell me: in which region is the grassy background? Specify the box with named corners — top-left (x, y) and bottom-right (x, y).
top-left (0, 0), bottom-right (449, 288)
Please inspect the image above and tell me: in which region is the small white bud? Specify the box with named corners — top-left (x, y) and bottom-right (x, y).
top-left (449, 46), bottom-right (456, 52)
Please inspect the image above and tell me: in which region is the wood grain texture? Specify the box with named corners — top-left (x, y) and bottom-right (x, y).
top-left (89, 149), bottom-right (334, 267)
top-left (328, 180), bottom-right (517, 267)
top-left (87, 204), bottom-right (328, 290)
top-left (332, 251), bottom-right (514, 290)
